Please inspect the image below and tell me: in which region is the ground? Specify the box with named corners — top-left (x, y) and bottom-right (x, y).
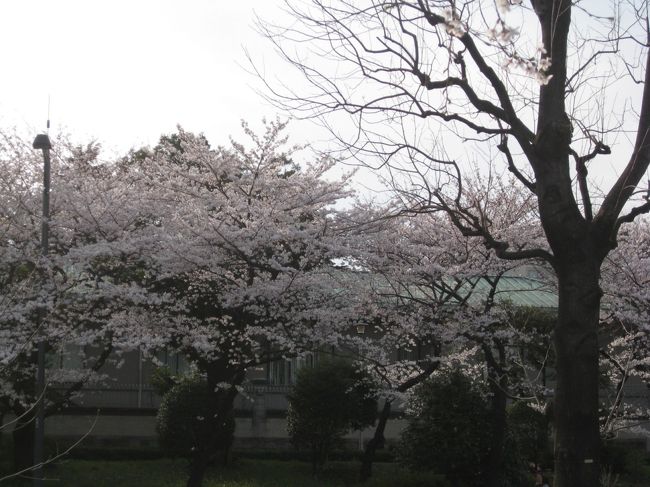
top-left (1, 450), bottom-right (649, 486)
top-left (2, 458), bottom-right (448, 487)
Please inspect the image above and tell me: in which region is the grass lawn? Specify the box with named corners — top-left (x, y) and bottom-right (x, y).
top-left (3, 458), bottom-right (448, 487)
top-left (3, 454), bottom-right (649, 486)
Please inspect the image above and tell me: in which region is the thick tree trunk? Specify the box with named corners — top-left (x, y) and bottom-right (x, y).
top-left (312, 442), bottom-right (326, 478)
top-left (186, 392), bottom-right (236, 487)
top-left (553, 264), bottom-right (601, 487)
top-left (359, 398), bottom-right (392, 481)
top-left (12, 415), bottom-right (35, 475)
top-left (186, 453), bottom-right (209, 487)
top-left (185, 364), bottom-right (244, 487)
top-left (529, 0), bottom-right (600, 478)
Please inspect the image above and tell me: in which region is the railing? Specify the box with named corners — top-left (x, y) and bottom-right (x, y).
top-left (49, 381), bottom-right (293, 410)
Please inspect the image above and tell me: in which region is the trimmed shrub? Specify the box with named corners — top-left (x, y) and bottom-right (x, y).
top-left (287, 360), bottom-right (377, 474)
top-left (156, 376), bottom-right (235, 459)
top-left (397, 371), bottom-right (493, 486)
top-left (507, 401), bottom-right (549, 464)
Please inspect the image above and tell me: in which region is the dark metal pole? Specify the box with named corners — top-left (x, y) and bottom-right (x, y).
top-left (32, 133), bottom-right (51, 487)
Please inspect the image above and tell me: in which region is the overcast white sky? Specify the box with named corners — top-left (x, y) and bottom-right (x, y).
top-left (0, 0), bottom-right (308, 155)
top-left (0, 0), bottom-right (642, 199)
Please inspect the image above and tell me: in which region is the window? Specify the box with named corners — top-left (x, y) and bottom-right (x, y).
top-left (268, 354), bottom-right (314, 385)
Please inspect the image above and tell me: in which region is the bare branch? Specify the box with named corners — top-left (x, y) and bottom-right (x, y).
top-left (596, 47), bottom-right (650, 236)
top-left (416, 1), bottom-right (536, 149)
top-left (497, 134), bottom-right (537, 193)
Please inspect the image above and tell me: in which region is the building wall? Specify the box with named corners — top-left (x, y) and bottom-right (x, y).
top-left (43, 413), bottom-right (409, 450)
top-left (37, 348), bottom-right (650, 452)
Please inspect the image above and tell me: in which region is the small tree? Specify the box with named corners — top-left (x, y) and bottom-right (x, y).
top-left (287, 360), bottom-right (377, 475)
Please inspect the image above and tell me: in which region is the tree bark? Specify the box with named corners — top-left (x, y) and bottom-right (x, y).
top-left (483, 346), bottom-right (508, 487)
top-left (359, 398), bottom-right (392, 481)
top-left (359, 358), bottom-right (441, 482)
top-left (185, 364), bottom-right (244, 487)
top-left (12, 414), bottom-right (35, 475)
top-left (186, 453), bottom-right (209, 487)
top-left (531, 3), bottom-right (604, 484)
top-left (552, 263), bottom-right (601, 486)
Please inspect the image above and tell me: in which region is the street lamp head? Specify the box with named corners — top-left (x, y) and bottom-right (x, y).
top-left (33, 134), bottom-right (52, 150)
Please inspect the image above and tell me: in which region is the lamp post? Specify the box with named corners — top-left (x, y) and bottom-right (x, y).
top-left (32, 133), bottom-right (51, 487)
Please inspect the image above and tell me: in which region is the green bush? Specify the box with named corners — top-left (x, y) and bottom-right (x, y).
top-left (601, 441), bottom-right (649, 479)
top-left (287, 360), bottom-right (377, 474)
top-left (397, 371), bottom-right (493, 486)
top-left (156, 376), bottom-right (235, 458)
top-left (507, 401), bottom-right (549, 464)
top-left (150, 366), bottom-right (178, 396)
top-left (503, 400), bottom-right (551, 485)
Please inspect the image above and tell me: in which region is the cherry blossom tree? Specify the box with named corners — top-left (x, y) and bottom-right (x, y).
top-left (329, 201), bottom-right (554, 482)
top-left (112, 120), bottom-right (354, 487)
top-left (0, 120), bottom-right (360, 486)
top-left (0, 130), bottom-right (152, 473)
top-left (600, 219), bottom-right (650, 440)
top-left (258, 2), bottom-right (650, 484)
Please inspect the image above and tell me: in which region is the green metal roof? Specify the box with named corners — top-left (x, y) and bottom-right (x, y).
top-left (459, 276), bottom-right (558, 309)
top-left (329, 267), bottom-right (558, 309)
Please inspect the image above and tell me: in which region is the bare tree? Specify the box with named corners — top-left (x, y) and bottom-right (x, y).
top-left (256, 1), bottom-right (650, 486)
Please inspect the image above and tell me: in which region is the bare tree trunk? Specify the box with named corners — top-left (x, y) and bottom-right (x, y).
top-left (553, 264), bottom-right (601, 486)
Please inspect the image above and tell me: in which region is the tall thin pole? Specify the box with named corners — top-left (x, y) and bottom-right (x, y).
top-left (32, 133), bottom-right (51, 487)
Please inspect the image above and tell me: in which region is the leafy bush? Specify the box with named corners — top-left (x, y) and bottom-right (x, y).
top-left (150, 366), bottom-right (178, 396)
top-left (287, 360), bottom-right (377, 474)
top-left (508, 402), bottom-right (548, 458)
top-left (156, 376), bottom-right (235, 459)
top-left (601, 441), bottom-right (649, 479)
top-left (505, 400), bottom-right (550, 478)
top-left (397, 371), bottom-right (493, 486)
